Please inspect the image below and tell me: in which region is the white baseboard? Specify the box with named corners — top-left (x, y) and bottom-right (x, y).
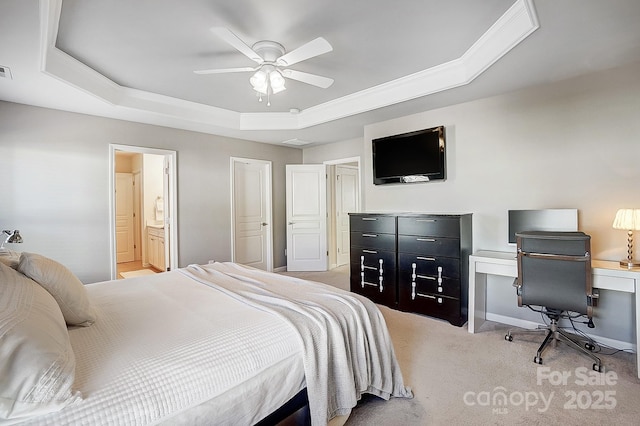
top-left (487, 313), bottom-right (636, 352)
top-left (273, 266), bottom-right (286, 272)
top-left (487, 313), bottom-right (539, 330)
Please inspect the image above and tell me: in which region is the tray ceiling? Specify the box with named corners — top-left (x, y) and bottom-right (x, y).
top-left (1, 0), bottom-right (640, 145)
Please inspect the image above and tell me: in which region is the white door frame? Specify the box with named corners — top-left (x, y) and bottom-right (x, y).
top-left (230, 157), bottom-right (273, 271)
top-left (109, 144), bottom-right (178, 280)
top-left (334, 164), bottom-right (359, 267)
top-left (323, 156), bottom-right (362, 269)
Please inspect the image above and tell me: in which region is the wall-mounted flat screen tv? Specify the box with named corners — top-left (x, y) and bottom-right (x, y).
top-left (372, 125), bottom-right (445, 185)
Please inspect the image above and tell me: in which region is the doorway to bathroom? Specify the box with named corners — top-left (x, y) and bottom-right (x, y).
top-left (109, 144), bottom-right (178, 280)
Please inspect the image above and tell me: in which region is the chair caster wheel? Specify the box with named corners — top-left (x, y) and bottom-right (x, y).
top-left (505, 334), bottom-right (513, 342)
top-left (585, 343), bottom-right (595, 351)
top-left (534, 356), bottom-right (543, 364)
top-left (593, 363), bottom-right (602, 372)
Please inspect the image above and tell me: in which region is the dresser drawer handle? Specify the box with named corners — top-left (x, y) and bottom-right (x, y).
top-left (416, 292), bottom-right (436, 300)
top-left (416, 238), bottom-right (435, 242)
top-left (361, 218), bottom-right (378, 221)
top-left (362, 234), bottom-right (378, 238)
top-left (416, 219), bottom-right (436, 222)
top-left (362, 249), bottom-right (378, 254)
top-left (416, 256), bottom-right (436, 261)
top-left (416, 274), bottom-right (436, 280)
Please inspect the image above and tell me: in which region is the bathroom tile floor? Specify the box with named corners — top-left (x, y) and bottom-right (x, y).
top-left (117, 260), bottom-right (158, 279)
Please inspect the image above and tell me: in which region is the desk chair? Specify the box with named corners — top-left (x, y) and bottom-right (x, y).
top-left (505, 231), bottom-right (602, 372)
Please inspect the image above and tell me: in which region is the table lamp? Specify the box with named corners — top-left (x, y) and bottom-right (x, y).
top-left (612, 209), bottom-right (640, 268)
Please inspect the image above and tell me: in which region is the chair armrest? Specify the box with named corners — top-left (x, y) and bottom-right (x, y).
top-left (512, 277), bottom-right (523, 297)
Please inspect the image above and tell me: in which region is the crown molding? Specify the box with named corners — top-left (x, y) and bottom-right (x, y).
top-left (40, 0), bottom-right (538, 135)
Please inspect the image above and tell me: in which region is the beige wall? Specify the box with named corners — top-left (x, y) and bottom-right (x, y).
top-left (0, 102), bottom-right (302, 282)
top-left (303, 61), bottom-right (640, 344)
top-left (303, 62), bottom-right (640, 262)
top-left (303, 137), bottom-right (364, 164)
top-left (361, 62), bottom-right (640, 260)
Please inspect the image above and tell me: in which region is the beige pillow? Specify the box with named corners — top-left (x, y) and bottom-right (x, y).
top-left (18, 252), bottom-right (96, 326)
top-left (0, 249), bottom-right (20, 269)
top-left (0, 263), bottom-right (81, 420)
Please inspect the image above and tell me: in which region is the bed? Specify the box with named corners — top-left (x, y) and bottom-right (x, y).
top-left (0, 252), bottom-right (412, 425)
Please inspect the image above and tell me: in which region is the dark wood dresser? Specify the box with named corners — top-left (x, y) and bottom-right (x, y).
top-left (349, 213), bottom-right (472, 326)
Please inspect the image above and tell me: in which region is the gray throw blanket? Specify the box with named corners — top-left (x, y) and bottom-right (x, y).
top-left (180, 262), bottom-right (413, 425)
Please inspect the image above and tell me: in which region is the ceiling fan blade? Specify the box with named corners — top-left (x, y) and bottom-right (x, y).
top-left (194, 67), bottom-right (257, 75)
top-left (282, 69), bottom-right (334, 88)
top-left (210, 27), bottom-right (263, 64)
top-left (276, 37), bottom-right (332, 67)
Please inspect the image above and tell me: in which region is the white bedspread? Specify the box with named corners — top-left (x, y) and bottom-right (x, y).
top-left (20, 269), bottom-right (305, 425)
top-left (181, 262), bottom-right (413, 426)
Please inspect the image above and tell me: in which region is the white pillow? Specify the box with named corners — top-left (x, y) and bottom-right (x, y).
top-left (18, 252), bottom-right (97, 326)
top-left (0, 263), bottom-right (81, 420)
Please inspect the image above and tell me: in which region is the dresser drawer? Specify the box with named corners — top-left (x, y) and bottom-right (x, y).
top-left (349, 214), bottom-right (396, 234)
top-left (350, 248), bottom-right (396, 272)
top-left (350, 275), bottom-right (397, 308)
top-left (397, 216), bottom-right (460, 238)
top-left (350, 248), bottom-right (396, 307)
top-left (398, 289), bottom-right (461, 324)
top-left (398, 235), bottom-right (460, 257)
top-left (398, 269), bottom-right (460, 299)
top-left (350, 231), bottom-right (396, 251)
top-left (398, 253), bottom-right (460, 279)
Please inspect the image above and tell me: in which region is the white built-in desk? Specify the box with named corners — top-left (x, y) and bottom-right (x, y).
top-left (468, 250), bottom-right (640, 378)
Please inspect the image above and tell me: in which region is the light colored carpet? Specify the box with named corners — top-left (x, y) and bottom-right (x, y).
top-left (281, 265), bottom-right (640, 425)
top-left (120, 269), bottom-right (156, 279)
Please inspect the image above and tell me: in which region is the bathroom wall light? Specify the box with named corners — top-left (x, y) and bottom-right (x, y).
top-left (1, 229), bottom-right (23, 249)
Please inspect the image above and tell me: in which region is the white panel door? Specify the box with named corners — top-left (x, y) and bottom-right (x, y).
top-left (286, 164), bottom-right (327, 271)
top-left (336, 165), bottom-right (359, 266)
top-left (232, 159), bottom-right (272, 271)
top-left (115, 173), bottom-right (135, 263)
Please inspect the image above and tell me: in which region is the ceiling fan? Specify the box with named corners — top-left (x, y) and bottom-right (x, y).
top-left (194, 27), bottom-right (334, 106)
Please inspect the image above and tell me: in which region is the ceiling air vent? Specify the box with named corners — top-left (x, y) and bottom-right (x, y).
top-left (0, 66), bottom-right (13, 79)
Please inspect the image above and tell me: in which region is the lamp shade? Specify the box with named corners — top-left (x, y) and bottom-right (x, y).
top-left (612, 209), bottom-right (640, 231)
top-left (250, 70), bottom-right (268, 94)
top-left (269, 70), bottom-right (286, 94)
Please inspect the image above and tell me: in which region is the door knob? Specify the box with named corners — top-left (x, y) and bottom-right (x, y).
top-left (261, 222), bottom-right (268, 226)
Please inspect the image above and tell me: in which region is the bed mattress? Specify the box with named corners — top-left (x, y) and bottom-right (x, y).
top-left (21, 269), bottom-right (305, 425)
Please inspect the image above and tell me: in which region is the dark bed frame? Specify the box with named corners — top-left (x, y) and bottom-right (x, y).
top-left (255, 388), bottom-right (310, 426)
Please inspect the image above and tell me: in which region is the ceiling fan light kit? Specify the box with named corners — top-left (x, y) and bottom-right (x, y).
top-left (195, 27), bottom-right (334, 107)
top-left (250, 65), bottom-right (286, 106)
